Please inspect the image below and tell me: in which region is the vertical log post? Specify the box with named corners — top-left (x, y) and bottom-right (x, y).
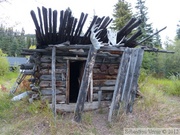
top-left (51, 46), bottom-right (56, 122)
top-left (74, 45), bottom-right (97, 122)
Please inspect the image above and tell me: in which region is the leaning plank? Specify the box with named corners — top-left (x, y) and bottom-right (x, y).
top-left (108, 48), bottom-right (132, 122)
top-left (127, 49), bottom-right (144, 113)
top-left (74, 45), bottom-right (98, 122)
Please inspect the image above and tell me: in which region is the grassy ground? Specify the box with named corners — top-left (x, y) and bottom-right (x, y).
top-left (0, 72), bottom-right (179, 135)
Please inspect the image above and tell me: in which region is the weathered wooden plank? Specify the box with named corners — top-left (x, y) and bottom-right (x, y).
top-left (94, 63), bottom-right (119, 69)
top-left (39, 81), bottom-right (66, 88)
top-left (37, 7), bottom-right (45, 43)
top-left (98, 90), bottom-right (102, 107)
top-left (93, 74), bottom-right (117, 80)
top-left (93, 80), bottom-right (116, 86)
top-left (66, 60), bottom-right (70, 104)
top-left (41, 56), bottom-right (65, 63)
top-left (108, 48), bottom-right (132, 122)
top-left (20, 63), bottom-right (34, 70)
top-left (40, 74), bottom-right (66, 81)
top-left (63, 57), bottom-right (87, 61)
top-left (48, 8), bottom-right (53, 43)
top-left (93, 68), bottom-right (118, 75)
top-left (127, 49), bottom-right (144, 113)
top-left (51, 46), bottom-right (56, 120)
top-left (52, 10), bottom-right (57, 44)
top-left (42, 95), bottom-right (66, 103)
top-left (53, 101), bottom-right (110, 112)
top-left (30, 10), bottom-right (43, 45)
top-left (93, 92), bottom-right (113, 101)
top-left (40, 89), bottom-right (64, 95)
top-left (74, 45), bottom-right (98, 122)
top-left (40, 63), bottom-right (67, 69)
top-left (123, 49), bottom-right (139, 112)
top-left (42, 6), bottom-right (48, 44)
top-left (40, 69), bottom-right (66, 74)
top-left (93, 86), bottom-right (115, 91)
top-left (40, 87), bottom-right (66, 95)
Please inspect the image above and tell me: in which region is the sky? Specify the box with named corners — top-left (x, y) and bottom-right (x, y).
top-left (1, 0), bottom-right (180, 43)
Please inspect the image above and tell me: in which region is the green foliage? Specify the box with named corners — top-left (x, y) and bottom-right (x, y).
top-left (0, 24), bottom-right (36, 56)
top-left (0, 49), bottom-right (9, 76)
top-left (140, 76), bottom-right (180, 96)
top-left (112, 0), bottom-right (133, 30)
top-left (135, 0), bottom-right (154, 46)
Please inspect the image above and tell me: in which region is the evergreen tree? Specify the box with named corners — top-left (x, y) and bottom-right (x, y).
top-left (135, 0), bottom-right (154, 46)
top-left (176, 21), bottom-right (180, 40)
top-left (153, 29), bottom-right (162, 48)
top-left (0, 24), bottom-right (36, 56)
top-left (112, 0), bottom-right (133, 30)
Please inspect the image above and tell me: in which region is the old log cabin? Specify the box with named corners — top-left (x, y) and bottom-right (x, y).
top-left (11, 7), bottom-right (168, 122)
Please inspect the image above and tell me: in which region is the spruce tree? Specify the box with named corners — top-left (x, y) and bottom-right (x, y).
top-left (135, 0), bottom-right (153, 46)
top-left (112, 0), bottom-right (133, 30)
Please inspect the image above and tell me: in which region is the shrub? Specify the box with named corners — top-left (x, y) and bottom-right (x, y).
top-left (0, 49), bottom-right (9, 76)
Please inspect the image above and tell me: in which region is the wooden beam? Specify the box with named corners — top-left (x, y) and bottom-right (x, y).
top-left (66, 60), bottom-right (70, 104)
top-left (50, 101), bottom-right (110, 112)
top-left (108, 48), bottom-right (132, 122)
top-left (74, 45), bottom-right (97, 122)
top-left (51, 46), bottom-right (56, 121)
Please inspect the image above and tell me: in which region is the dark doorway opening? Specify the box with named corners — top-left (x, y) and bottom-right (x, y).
top-left (69, 61), bottom-right (84, 103)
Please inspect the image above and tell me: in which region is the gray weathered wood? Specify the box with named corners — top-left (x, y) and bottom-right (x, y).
top-left (127, 49), bottom-right (144, 113)
top-left (108, 48), bottom-right (132, 122)
top-left (98, 90), bottom-right (102, 107)
top-left (74, 45), bottom-right (97, 122)
top-left (51, 46), bottom-right (56, 121)
top-left (52, 101), bottom-right (110, 112)
top-left (108, 48), bottom-right (144, 122)
top-left (66, 60), bottom-right (70, 104)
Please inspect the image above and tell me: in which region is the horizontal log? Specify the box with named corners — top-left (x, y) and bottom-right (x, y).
top-left (40, 56), bottom-right (66, 63)
top-left (40, 87), bottom-right (66, 94)
top-left (20, 63), bottom-right (34, 69)
top-left (63, 57), bottom-right (87, 61)
top-left (93, 68), bottom-right (118, 75)
top-left (93, 93), bottom-right (113, 101)
top-left (50, 101), bottom-right (111, 112)
top-left (93, 86), bottom-right (115, 91)
top-left (40, 63), bottom-right (67, 69)
top-left (93, 80), bottom-right (116, 86)
top-left (23, 70), bottom-right (35, 75)
top-left (40, 89), bottom-right (65, 95)
top-left (40, 69), bottom-right (66, 74)
top-left (93, 74), bottom-right (117, 80)
top-left (41, 95), bottom-right (66, 103)
top-left (94, 63), bottom-right (119, 69)
top-left (39, 81), bottom-right (66, 88)
top-left (40, 74), bottom-right (66, 81)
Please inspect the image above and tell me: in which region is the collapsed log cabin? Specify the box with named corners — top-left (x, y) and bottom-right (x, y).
top-left (11, 7), bottom-right (170, 122)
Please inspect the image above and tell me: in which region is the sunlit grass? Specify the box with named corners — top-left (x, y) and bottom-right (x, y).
top-left (142, 77), bottom-right (180, 96)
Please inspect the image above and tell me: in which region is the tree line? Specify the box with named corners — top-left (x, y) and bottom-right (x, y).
top-left (112, 0), bottom-right (180, 78)
top-left (0, 25), bottom-right (36, 56)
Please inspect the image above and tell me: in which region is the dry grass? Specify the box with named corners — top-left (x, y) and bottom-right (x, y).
top-left (0, 73), bottom-right (179, 135)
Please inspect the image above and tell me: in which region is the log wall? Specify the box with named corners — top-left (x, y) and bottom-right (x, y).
top-left (21, 47), bottom-right (122, 104)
